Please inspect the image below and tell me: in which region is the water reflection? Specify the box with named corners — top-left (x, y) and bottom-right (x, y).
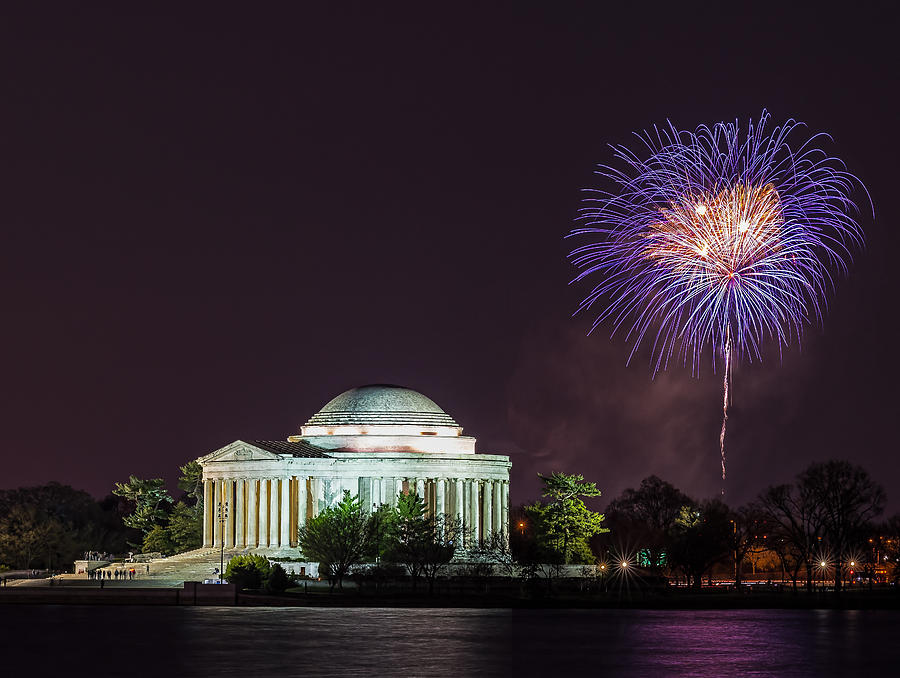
top-left (1, 606), bottom-right (898, 677)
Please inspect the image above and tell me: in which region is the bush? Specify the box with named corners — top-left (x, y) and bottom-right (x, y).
top-left (225, 554), bottom-right (271, 590)
top-left (265, 563), bottom-right (292, 594)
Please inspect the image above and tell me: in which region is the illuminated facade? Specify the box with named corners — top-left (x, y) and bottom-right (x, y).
top-left (198, 385), bottom-right (511, 553)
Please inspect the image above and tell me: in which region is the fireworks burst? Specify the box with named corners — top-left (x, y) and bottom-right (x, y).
top-left (568, 111), bottom-right (868, 484)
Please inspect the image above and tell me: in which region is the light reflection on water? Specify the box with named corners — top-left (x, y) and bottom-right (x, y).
top-left (2, 606), bottom-right (899, 677)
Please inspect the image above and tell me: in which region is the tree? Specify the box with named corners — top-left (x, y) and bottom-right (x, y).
top-left (800, 460), bottom-right (886, 592)
top-left (524, 472), bottom-right (608, 565)
top-left (225, 553), bottom-right (271, 590)
top-left (0, 483), bottom-right (127, 570)
top-left (298, 491), bottom-right (373, 590)
top-left (470, 529), bottom-right (518, 578)
top-left (730, 504), bottom-right (767, 586)
top-left (265, 563), bottom-right (292, 594)
top-left (0, 503), bottom-right (60, 569)
top-left (758, 482), bottom-right (825, 592)
top-left (385, 492), bottom-right (463, 594)
top-left (668, 500), bottom-right (732, 589)
top-left (142, 524), bottom-right (175, 556)
top-left (606, 475), bottom-right (691, 572)
top-left (177, 461), bottom-right (204, 506)
top-left (112, 476), bottom-right (173, 536)
top-left (167, 501), bottom-right (203, 553)
top-left (365, 503), bottom-right (398, 563)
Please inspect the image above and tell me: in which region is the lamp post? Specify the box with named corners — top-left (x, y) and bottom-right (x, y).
top-left (730, 519), bottom-right (737, 585)
top-left (217, 500), bottom-right (229, 582)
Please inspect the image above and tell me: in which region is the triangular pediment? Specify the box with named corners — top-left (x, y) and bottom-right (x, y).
top-left (198, 440), bottom-right (282, 463)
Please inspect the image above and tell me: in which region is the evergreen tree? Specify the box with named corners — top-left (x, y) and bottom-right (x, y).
top-left (142, 524), bottom-right (175, 556)
top-left (177, 461), bottom-right (204, 506)
top-left (112, 476), bottom-right (173, 536)
top-left (524, 472), bottom-right (608, 565)
top-left (167, 501), bottom-right (203, 553)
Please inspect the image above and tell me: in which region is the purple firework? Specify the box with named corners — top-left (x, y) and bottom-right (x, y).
top-left (567, 110), bottom-right (868, 482)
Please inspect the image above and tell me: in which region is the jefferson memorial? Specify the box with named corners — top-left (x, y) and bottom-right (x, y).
top-left (198, 385), bottom-right (512, 552)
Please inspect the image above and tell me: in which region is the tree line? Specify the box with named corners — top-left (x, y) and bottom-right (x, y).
top-left (592, 460), bottom-right (898, 591)
top-left (0, 462), bottom-right (204, 571)
top-left (0, 483), bottom-right (135, 570)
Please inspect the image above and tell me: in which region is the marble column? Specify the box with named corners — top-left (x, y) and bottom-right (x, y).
top-left (247, 478), bottom-right (258, 548)
top-left (380, 477), bottom-right (392, 507)
top-left (268, 479), bottom-right (279, 547)
top-left (297, 477), bottom-right (308, 539)
top-left (358, 477), bottom-right (370, 511)
top-left (394, 478), bottom-right (404, 504)
top-left (257, 478), bottom-right (269, 548)
top-left (492, 480), bottom-right (502, 540)
top-left (314, 477), bottom-right (325, 517)
top-left (483, 480), bottom-right (493, 538)
top-left (202, 480), bottom-right (212, 547)
top-left (234, 479), bottom-right (245, 548)
top-left (501, 481), bottom-right (510, 544)
top-left (415, 477), bottom-right (425, 501)
top-left (454, 478), bottom-right (464, 528)
top-left (280, 477), bottom-right (290, 547)
top-left (468, 479), bottom-right (480, 545)
top-left (435, 478), bottom-right (446, 517)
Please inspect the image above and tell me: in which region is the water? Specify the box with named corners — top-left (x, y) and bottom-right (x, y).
top-left (2, 606), bottom-right (898, 677)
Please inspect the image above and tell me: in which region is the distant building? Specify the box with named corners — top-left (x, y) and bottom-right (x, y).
top-left (198, 384), bottom-right (511, 553)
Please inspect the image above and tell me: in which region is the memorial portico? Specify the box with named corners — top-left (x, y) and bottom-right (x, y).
top-left (197, 385), bottom-right (511, 553)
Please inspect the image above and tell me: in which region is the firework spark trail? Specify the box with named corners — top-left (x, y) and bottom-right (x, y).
top-left (720, 328), bottom-right (730, 491)
top-left (567, 111), bottom-right (868, 480)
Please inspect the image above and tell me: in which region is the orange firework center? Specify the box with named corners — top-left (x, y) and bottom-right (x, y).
top-left (645, 182), bottom-right (784, 281)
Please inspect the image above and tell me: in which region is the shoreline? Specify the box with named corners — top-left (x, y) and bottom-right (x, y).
top-left (2, 586), bottom-right (899, 610)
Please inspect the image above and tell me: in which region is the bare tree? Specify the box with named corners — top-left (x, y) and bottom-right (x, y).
top-left (605, 475), bottom-right (690, 574)
top-left (730, 504), bottom-right (767, 586)
top-left (758, 482), bottom-right (825, 592)
top-left (800, 461), bottom-right (885, 592)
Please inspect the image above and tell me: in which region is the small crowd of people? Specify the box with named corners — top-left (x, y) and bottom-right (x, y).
top-left (88, 567), bottom-right (143, 581)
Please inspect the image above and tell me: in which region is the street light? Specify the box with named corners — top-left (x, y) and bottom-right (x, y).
top-left (217, 500), bottom-right (229, 582)
top-left (730, 519), bottom-right (737, 584)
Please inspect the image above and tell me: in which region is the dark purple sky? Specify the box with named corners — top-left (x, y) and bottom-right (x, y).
top-left (1, 4), bottom-right (897, 513)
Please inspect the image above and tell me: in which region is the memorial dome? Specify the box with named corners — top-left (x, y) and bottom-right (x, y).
top-left (303, 384), bottom-right (459, 429)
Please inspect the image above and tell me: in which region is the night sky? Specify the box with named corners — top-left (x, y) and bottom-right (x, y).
top-left (1, 4), bottom-right (897, 513)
